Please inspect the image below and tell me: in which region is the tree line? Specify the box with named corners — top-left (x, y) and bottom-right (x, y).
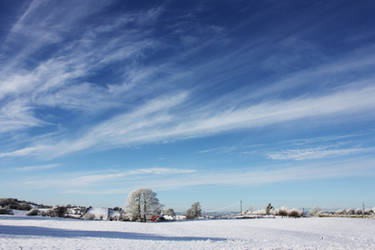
top-left (124, 188), bottom-right (201, 222)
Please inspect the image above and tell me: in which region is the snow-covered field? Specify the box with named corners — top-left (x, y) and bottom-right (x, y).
top-left (1, 215), bottom-right (374, 249)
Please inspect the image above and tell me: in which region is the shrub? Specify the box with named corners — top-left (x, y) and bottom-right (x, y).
top-left (335, 209), bottom-right (346, 215)
top-left (364, 209), bottom-right (372, 215)
top-left (42, 206), bottom-right (67, 217)
top-left (18, 203), bottom-right (32, 211)
top-left (276, 206), bottom-right (289, 217)
top-left (309, 207), bottom-right (322, 217)
top-left (54, 206), bottom-right (67, 217)
top-left (186, 202), bottom-right (202, 219)
top-left (288, 208), bottom-right (302, 218)
top-left (0, 199), bottom-right (32, 210)
top-left (27, 208), bottom-right (39, 216)
top-left (0, 198), bottom-right (17, 207)
top-left (355, 208), bottom-right (363, 215)
top-left (346, 208), bottom-right (355, 215)
top-left (39, 204), bottom-right (52, 209)
top-left (42, 210), bottom-right (52, 217)
top-left (0, 208), bottom-right (13, 215)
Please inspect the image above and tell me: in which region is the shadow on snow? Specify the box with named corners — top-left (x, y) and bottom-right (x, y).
top-left (0, 215), bottom-right (78, 222)
top-left (0, 225), bottom-right (226, 242)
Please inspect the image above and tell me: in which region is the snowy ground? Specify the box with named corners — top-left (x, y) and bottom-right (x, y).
top-left (1, 215), bottom-right (375, 249)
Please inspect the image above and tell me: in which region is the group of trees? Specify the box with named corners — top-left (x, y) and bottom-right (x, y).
top-left (244, 204), bottom-right (304, 217)
top-left (186, 202), bottom-right (201, 219)
top-left (0, 198), bottom-right (33, 211)
top-left (308, 207), bottom-right (375, 217)
top-left (125, 188), bottom-right (201, 222)
top-left (253, 204), bottom-right (375, 218)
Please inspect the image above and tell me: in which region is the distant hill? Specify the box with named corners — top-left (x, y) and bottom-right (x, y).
top-left (0, 198), bottom-right (51, 211)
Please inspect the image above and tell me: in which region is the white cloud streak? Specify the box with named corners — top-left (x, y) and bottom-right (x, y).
top-left (143, 159), bottom-right (375, 191)
top-left (0, 101), bottom-right (46, 134)
top-left (0, 1), bottom-right (163, 136)
top-left (24, 167), bottom-right (197, 188)
top-left (126, 168), bottom-right (196, 175)
top-left (1, 1), bottom-right (375, 161)
top-left (41, 158), bottom-right (375, 194)
top-left (14, 163), bottom-right (60, 171)
top-left (2, 84), bottom-right (375, 159)
top-left (0, 146), bottom-right (44, 158)
top-left (267, 147), bottom-right (372, 161)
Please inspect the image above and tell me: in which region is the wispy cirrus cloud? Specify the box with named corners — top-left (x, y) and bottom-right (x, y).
top-left (0, 101), bottom-right (46, 134)
top-left (2, 84), bottom-right (375, 159)
top-left (33, 157), bottom-right (375, 194)
top-left (0, 1), bottom-right (166, 137)
top-left (197, 146), bottom-right (238, 154)
top-left (14, 163), bottom-right (60, 171)
top-left (0, 0), bottom-right (225, 145)
top-left (267, 147), bottom-right (372, 161)
top-left (24, 167), bottom-right (197, 188)
top-left (1, 1), bottom-right (375, 163)
top-left (0, 146), bottom-right (44, 158)
top-left (140, 158), bottom-right (375, 191)
top-left (126, 168), bottom-right (196, 175)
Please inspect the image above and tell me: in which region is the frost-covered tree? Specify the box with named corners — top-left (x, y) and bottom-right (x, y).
top-left (288, 208), bottom-right (303, 218)
top-left (346, 208), bottom-right (355, 215)
top-left (355, 208), bottom-right (363, 215)
top-left (186, 202), bottom-right (201, 219)
top-left (309, 207), bottom-right (322, 217)
top-left (125, 188), bottom-right (162, 222)
top-left (364, 208), bottom-right (372, 215)
top-left (335, 209), bottom-right (346, 215)
top-left (276, 206), bottom-right (289, 217)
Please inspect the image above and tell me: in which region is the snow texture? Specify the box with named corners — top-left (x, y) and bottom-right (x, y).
top-left (1, 215), bottom-right (375, 249)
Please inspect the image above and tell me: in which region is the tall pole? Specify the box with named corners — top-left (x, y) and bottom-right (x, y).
top-left (362, 202), bottom-right (365, 218)
top-left (240, 200), bottom-right (242, 215)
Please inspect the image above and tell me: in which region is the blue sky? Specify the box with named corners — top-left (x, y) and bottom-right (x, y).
top-left (1, 0), bottom-right (375, 212)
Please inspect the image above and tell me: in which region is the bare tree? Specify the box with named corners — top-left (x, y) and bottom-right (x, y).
top-left (125, 188), bottom-right (162, 222)
top-left (186, 202), bottom-right (201, 219)
top-left (266, 203), bottom-right (273, 215)
top-left (309, 206), bottom-right (322, 217)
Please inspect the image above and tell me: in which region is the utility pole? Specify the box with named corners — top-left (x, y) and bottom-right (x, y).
top-left (362, 202), bottom-right (365, 218)
top-left (240, 200), bottom-right (243, 215)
